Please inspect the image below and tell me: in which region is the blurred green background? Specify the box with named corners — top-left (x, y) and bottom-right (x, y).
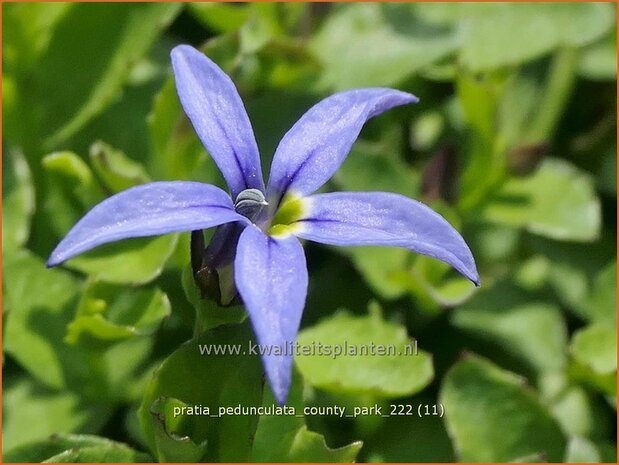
top-left (2, 2), bottom-right (617, 463)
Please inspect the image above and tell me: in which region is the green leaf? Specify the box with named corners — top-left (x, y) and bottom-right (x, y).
top-left (69, 72), bottom-right (165, 172)
top-left (527, 236), bottom-right (614, 319)
top-left (362, 400), bottom-right (455, 462)
top-left (42, 151), bottom-right (105, 236)
top-left (2, 148), bottom-right (35, 252)
top-left (43, 445), bottom-right (152, 463)
top-left (480, 158), bottom-right (601, 242)
top-left (89, 141), bottom-right (150, 193)
top-left (138, 324), bottom-right (264, 462)
top-left (3, 250), bottom-right (154, 399)
top-left (344, 247), bottom-right (410, 299)
top-left (4, 250), bottom-right (82, 389)
top-left (141, 397), bottom-right (209, 463)
top-left (571, 324), bottom-right (617, 375)
top-left (295, 305), bottom-right (434, 397)
top-left (438, 3), bottom-right (615, 72)
top-left (587, 262), bottom-right (617, 326)
top-left (251, 372), bottom-right (362, 462)
top-left (32, 3), bottom-right (181, 147)
top-left (451, 281), bottom-right (568, 373)
top-left (41, 151), bottom-right (179, 283)
top-left (312, 3), bottom-right (457, 89)
top-left (2, 3), bottom-right (75, 72)
top-left (67, 235), bottom-right (178, 285)
top-left (466, 223), bottom-right (521, 266)
top-left (579, 32), bottom-right (617, 80)
top-left (188, 2), bottom-right (249, 32)
top-left (564, 437), bottom-right (604, 463)
top-left (333, 138), bottom-right (419, 198)
top-left (440, 355), bottom-right (566, 462)
top-left (545, 380), bottom-right (611, 440)
top-left (65, 280), bottom-right (170, 349)
top-left (424, 275), bottom-right (478, 307)
top-left (2, 380), bottom-right (111, 454)
top-left (239, 4), bottom-right (286, 55)
top-left (4, 433), bottom-right (150, 463)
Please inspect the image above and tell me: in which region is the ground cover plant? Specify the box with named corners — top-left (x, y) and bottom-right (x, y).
top-left (2, 2), bottom-right (617, 463)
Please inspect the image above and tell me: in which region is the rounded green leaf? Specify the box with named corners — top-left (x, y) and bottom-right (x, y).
top-left (65, 280), bottom-right (171, 349)
top-left (312, 3), bottom-right (457, 89)
top-left (440, 355), bottom-right (566, 462)
top-left (454, 3), bottom-right (615, 72)
top-left (295, 305), bottom-right (433, 397)
top-left (571, 324), bottom-right (617, 375)
top-left (481, 158), bottom-right (601, 242)
top-left (146, 397), bottom-right (209, 463)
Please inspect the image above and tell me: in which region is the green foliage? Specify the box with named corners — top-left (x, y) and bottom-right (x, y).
top-left (312, 3), bottom-right (457, 89)
top-left (4, 3), bottom-right (181, 150)
top-left (2, 149), bottom-right (35, 251)
top-left (251, 372), bottom-right (363, 462)
top-left (138, 324), bottom-right (263, 462)
top-left (4, 250), bottom-right (83, 389)
top-left (452, 281), bottom-right (568, 373)
top-left (89, 141), bottom-right (151, 192)
top-left (2, 379), bottom-right (111, 453)
top-left (4, 433), bottom-right (152, 463)
top-left (571, 325), bottom-right (617, 375)
top-left (440, 356), bottom-right (566, 462)
top-left (296, 305), bottom-right (434, 397)
top-left (480, 158), bottom-right (601, 241)
top-left (65, 280), bottom-right (171, 348)
top-left (2, 2), bottom-right (616, 463)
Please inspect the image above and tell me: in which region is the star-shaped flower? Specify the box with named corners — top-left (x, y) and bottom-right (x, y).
top-left (48, 45), bottom-right (479, 404)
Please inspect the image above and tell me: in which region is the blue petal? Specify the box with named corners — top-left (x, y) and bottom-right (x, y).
top-left (267, 88), bottom-right (418, 203)
top-left (48, 182), bottom-right (248, 266)
top-left (294, 192), bottom-right (479, 285)
top-left (171, 45), bottom-right (265, 197)
top-left (234, 225), bottom-right (308, 404)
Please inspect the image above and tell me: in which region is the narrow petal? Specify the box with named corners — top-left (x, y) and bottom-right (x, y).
top-left (267, 88), bottom-right (418, 203)
top-left (171, 45), bottom-right (264, 197)
top-left (234, 225), bottom-right (308, 404)
top-left (294, 192), bottom-right (479, 285)
top-left (48, 182), bottom-right (248, 266)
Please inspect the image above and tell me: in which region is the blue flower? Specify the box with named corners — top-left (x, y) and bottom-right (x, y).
top-left (48, 45), bottom-right (479, 404)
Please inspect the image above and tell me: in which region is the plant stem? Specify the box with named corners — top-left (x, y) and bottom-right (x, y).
top-left (525, 47), bottom-right (579, 144)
